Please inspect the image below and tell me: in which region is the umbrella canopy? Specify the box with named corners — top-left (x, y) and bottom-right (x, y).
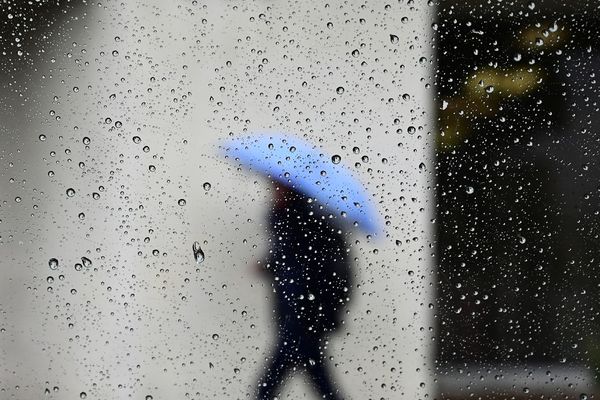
top-left (221, 133), bottom-right (381, 235)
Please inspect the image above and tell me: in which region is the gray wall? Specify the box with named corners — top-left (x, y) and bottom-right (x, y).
top-left (0, 1), bottom-right (435, 399)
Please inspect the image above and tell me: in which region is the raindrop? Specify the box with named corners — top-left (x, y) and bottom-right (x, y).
top-left (466, 186), bottom-right (474, 194)
top-left (148, 165), bottom-right (156, 172)
top-left (193, 241), bottom-right (205, 264)
top-left (351, 49), bottom-right (360, 57)
top-left (331, 155), bottom-right (341, 164)
top-left (390, 34), bottom-right (399, 44)
top-left (78, 212), bottom-right (85, 220)
top-left (49, 258), bottom-right (59, 270)
top-left (92, 192), bottom-right (100, 200)
top-left (336, 87), bottom-right (345, 95)
top-left (81, 257), bottom-right (92, 268)
top-left (14, 196), bottom-right (21, 203)
top-left (132, 136), bottom-right (141, 144)
top-left (212, 333), bottom-right (219, 340)
top-left (39, 134), bottom-right (46, 141)
top-left (203, 182), bottom-right (212, 191)
top-left (66, 188), bottom-right (76, 197)
top-left (80, 392), bottom-right (87, 399)
top-left (82, 137), bottom-right (91, 145)
top-left (178, 199), bottom-right (186, 206)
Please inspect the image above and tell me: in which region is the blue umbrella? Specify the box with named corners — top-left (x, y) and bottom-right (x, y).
top-left (220, 133), bottom-right (381, 235)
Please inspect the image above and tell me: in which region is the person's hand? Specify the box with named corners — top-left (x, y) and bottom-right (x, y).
top-left (252, 260), bottom-right (268, 276)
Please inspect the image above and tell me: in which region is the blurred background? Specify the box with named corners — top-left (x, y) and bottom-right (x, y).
top-left (0, 0), bottom-right (598, 399)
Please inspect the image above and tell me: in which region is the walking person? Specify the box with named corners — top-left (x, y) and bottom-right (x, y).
top-left (255, 183), bottom-right (351, 400)
top-left (221, 133), bottom-right (380, 400)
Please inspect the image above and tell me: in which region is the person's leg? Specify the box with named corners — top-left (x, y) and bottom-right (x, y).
top-left (301, 335), bottom-right (345, 400)
top-left (256, 340), bottom-right (292, 400)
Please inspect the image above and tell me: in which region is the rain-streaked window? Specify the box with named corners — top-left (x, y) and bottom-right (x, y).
top-left (1, 1), bottom-right (598, 399)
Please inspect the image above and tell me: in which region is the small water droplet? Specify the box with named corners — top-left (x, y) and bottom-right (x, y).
top-left (390, 34), bottom-right (399, 44)
top-left (203, 182), bottom-right (211, 191)
top-left (331, 155), bottom-right (341, 164)
top-left (80, 392), bottom-right (87, 399)
top-left (336, 86), bottom-right (345, 95)
top-left (82, 137), bottom-right (91, 145)
top-left (39, 134), bottom-right (46, 141)
top-left (132, 136), bottom-right (141, 144)
top-left (178, 199), bottom-right (186, 206)
top-left (81, 257), bottom-right (92, 268)
top-left (212, 333), bottom-right (219, 340)
top-left (66, 188), bottom-right (76, 197)
top-left (466, 186), bottom-right (474, 194)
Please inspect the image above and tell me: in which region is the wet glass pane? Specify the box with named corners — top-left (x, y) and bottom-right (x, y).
top-left (1, 0), bottom-right (597, 399)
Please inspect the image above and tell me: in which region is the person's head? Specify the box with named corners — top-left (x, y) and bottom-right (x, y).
top-left (271, 182), bottom-right (295, 208)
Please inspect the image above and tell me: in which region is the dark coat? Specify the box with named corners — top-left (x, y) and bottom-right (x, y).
top-left (264, 195), bottom-right (352, 335)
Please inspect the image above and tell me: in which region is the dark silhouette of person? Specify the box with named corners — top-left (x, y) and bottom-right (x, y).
top-left (255, 183), bottom-right (352, 400)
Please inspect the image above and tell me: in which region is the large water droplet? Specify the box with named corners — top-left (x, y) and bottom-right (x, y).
top-left (203, 182), bottom-right (211, 191)
top-left (178, 199), bottom-right (186, 206)
top-left (49, 258), bottom-right (59, 270)
top-left (331, 155), bottom-right (341, 164)
top-left (81, 257), bottom-right (92, 268)
top-left (66, 188), bottom-right (76, 197)
top-left (336, 86), bottom-right (345, 95)
top-left (390, 34), bottom-right (399, 44)
top-left (193, 241), bottom-right (205, 264)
